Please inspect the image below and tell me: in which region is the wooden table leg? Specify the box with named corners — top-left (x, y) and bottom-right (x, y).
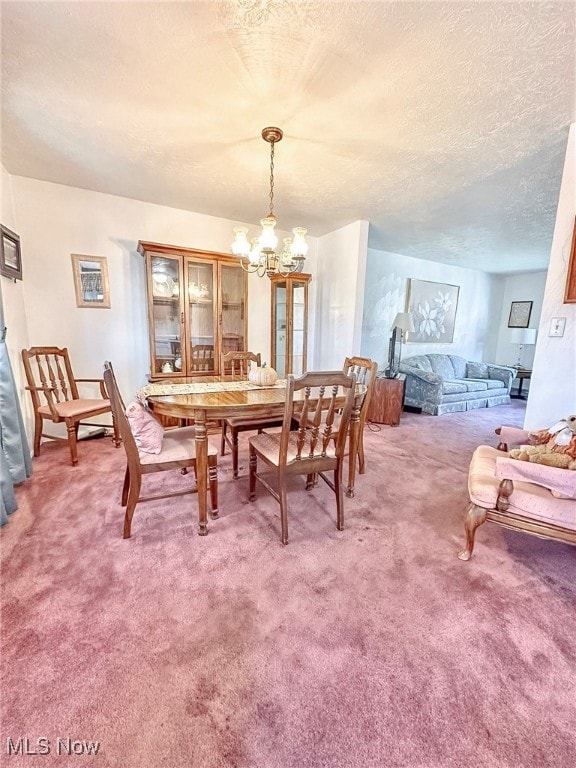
top-left (194, 408), bottom-right (209, 536)
top-left (346, 398), bottom-right (362, 498)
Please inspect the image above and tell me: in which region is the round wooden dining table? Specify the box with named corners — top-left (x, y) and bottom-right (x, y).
top-left (145, 378), bottom-right (365, 536)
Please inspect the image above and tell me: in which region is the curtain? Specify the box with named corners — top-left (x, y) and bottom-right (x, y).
top-left (0, 289), bottom-right (32, 525)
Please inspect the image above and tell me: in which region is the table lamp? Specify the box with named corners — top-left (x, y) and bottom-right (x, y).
top-left (384, 312), bottom-right (415, 378)
top-left (510, 327), bottom-right (537, 368)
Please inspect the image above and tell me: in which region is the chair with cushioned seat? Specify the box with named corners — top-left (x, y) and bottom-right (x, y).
top-left (458, 426), bottom-right (576, 560)
top-left (103, 361), bottom-right (218, 539)
top-left (249, 370), bottom-right (357, 545)
top-left (22, 345), bottom-right (120, 466)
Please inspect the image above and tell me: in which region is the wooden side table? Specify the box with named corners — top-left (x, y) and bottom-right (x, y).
top-left (367, 374), bottom-right (406, 426)
top-left (511, 368), bottom-right (532, 399)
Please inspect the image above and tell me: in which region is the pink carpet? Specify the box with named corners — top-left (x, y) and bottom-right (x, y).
top-left (2, 401), bottom-right (575, 767)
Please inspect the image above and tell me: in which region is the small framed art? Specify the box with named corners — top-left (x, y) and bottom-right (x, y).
top-left (508, 301), bottom-right (532, 328)
top-left (71, 254), bottom-right (111, 308)
top-left (0, 225), bottom-right (22, 281)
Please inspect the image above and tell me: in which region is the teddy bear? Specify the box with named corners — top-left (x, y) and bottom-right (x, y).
top-left (509, 415), bottom-right (576, 470)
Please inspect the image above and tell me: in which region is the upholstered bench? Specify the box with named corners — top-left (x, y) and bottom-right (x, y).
top-left (458, 444), bottom-right (576, 560)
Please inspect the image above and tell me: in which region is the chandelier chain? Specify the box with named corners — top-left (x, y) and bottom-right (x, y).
top-left (269, 140), bottom-right (275, 215)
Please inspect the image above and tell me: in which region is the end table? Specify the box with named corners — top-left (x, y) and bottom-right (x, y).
top-left (367, 374), bottom-right (406, 426)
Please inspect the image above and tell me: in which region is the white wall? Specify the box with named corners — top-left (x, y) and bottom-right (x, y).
top-left (361, 248), bottom-right (502, 369)
top-left (8, 176), bottom-right (309, 439)
top-left (525, 123), bottom-right (576, 429)
top-left (314, 220), bottom-right (369, 369)
top-left (494, 271), bottom-right (547, 371)
top-left (1, 165), bottom-right (33, 438)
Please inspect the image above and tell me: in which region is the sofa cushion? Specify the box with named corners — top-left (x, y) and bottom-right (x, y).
top-left (454, 378), bottom-right (488, 392)
top-left (442, 381), bottom-right (468, 395)
top-left (403, 355), bottom-right (434, 373)
top-left (427, 355), bottom-right (457, 380)
top-left (448, 355), bottom-right (468, 378)
top-left (467, 361), bottom-right (489, 379)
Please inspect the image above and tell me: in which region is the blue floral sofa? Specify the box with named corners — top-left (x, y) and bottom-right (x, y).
top-left (399, 354), bottom-right (515, 415)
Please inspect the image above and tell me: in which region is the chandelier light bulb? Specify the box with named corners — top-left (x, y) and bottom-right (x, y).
top-left (249, 237), bottom-right (262, 265)
top-left (259, 214), bottom-right (278, 250)
top-left (290, 227), bottom-right (309, 258)
top-left (231, 227), bottom-right (250, 257)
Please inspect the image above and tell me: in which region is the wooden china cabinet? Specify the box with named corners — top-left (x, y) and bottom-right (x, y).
top-left (138, 242), bottom-right (247, 380)
top-left (270, 273), bottom-right (312, 377)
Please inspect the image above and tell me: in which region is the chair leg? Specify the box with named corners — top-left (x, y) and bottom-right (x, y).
top-left (231, 428), bottom-right (240, 479)
top-left (121, 466), bottom-right (130, 506)
top-left (66, 420), bottom-right (79, 466)
top-left (335, 465), bottom-right (344, 531)
top-left (221, 423), bottom-right (227, 456)
top-left (123, 475), bottom-right (142, 539)
top-left (358, 432), bottom-right (366, 475)
top-left (248, 448), bottom-right (257, 501)
top-left (111, 414), bottom-right (121, 448)
top-left (279, 475), bottom-right (289, 545)
top-left (33, 414), bottom-right (42, 457)
top-left (305, 473), bottom-right (315, 490)
top-left (458, 504), bottom-right (488, 561)
top-left (208, 456), bottom-right (219, 519)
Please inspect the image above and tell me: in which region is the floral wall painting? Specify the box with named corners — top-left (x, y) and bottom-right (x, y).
top-left (507, 300), bottom-right (532, 328)
top-left (405, 279), bottom-right (460, 343)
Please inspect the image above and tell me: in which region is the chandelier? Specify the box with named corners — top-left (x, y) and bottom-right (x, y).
top-left (231, 127), bottom-right (308, 277)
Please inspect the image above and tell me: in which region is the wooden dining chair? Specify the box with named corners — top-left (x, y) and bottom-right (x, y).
top-left (103, 361), bottom-right (218, 538)
top-left (220, 351), bottom-right (284, 479)
top-left (343, 356), bottom-right (378, 476)
top-left (248, 370), bottom-right (357, 545)
top-left (21, 346), bottom-right (120, 466)
top-left (191, 344), bottom-right (215, 372)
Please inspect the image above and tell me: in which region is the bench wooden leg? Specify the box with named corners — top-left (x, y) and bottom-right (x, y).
top-left (458, 503), bottom-right (488, 561)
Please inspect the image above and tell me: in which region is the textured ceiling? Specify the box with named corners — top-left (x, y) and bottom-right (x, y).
top-left (1, 1), bottom-right (574, 273)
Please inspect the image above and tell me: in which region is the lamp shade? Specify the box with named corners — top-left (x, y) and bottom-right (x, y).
top-left (392, 312), bottom-right (415, 332)
top-left (510, 328), bottom-right (537, 345)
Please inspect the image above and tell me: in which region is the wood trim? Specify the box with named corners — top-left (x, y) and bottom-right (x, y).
top-left (487, 508), bottom-right (576, 545)
top-left (564, 216), bottom-right (576, 303)
top-left (138, 240), bottom-right (240, 266)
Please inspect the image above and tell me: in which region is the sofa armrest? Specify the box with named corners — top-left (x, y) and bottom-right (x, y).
top-left (496, 456), bottom-right (576, 499)
top-left (488, 365), bottom-right (516, 391)
top-left (399, 365), bottom-right (442, 386)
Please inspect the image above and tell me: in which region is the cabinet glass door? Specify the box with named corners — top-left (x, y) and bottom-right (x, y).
top-left (292, 281), bottom-right (306, 376)
top-left (274, 281), bottom-right (288, 377)
top-left (220, 264), bottom-right (245, 361)
top-left (187, 259), bottom-right (216, 373)
top-left (150, 254), bottom-right (182, 376)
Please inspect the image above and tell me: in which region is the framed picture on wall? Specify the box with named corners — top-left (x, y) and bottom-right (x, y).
top-left (508, 300), bottom-right (532, 328)
top-left (71, 254), bottom-right (111, 308)
top-left (405, 279), bottom-right (459, 343)
top-left (0, 225), bottom-right (22, 281)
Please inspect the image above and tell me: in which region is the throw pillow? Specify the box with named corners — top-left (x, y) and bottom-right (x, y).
top-left (467, 361), bottom-right (489, 379)
top-left (125, 401), bottom-right (164, 454)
